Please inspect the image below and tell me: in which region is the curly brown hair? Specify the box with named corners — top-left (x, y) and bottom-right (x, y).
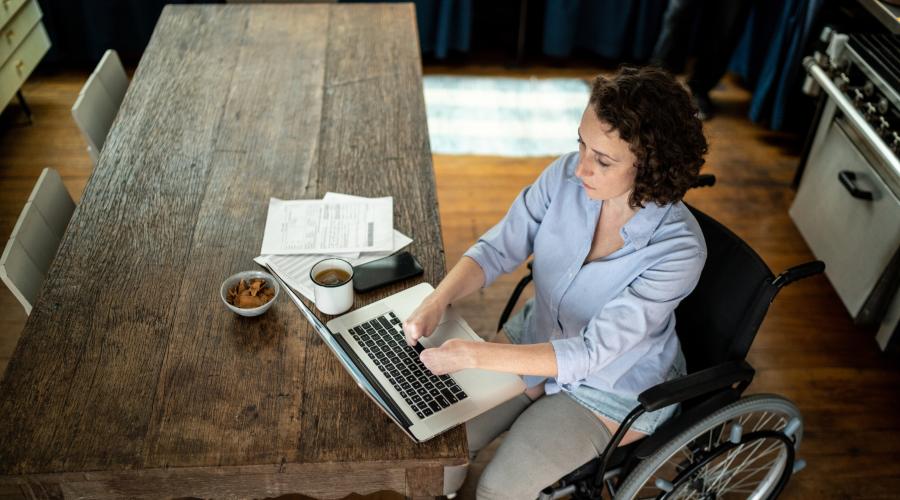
top-left (589, 66), bottom-right (708, 208)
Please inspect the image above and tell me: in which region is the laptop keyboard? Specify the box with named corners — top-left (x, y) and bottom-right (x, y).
top-left (348, 311), bottom-right (468, 419)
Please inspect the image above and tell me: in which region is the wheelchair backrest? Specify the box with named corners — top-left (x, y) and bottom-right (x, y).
top-left (675, 204), bottom-right (777, 373)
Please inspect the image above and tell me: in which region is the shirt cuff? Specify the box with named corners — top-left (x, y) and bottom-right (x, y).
top-left (523, 375), bottom-right (545, 389)
top-left (551, 336), bottom-right (591, 386)
top-left (463, 244), bottom-right (498, 288)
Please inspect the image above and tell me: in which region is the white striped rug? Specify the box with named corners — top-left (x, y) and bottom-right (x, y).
top-left (423, 76), bottom-right (590, 157)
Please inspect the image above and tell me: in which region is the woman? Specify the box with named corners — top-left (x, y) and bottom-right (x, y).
top-left (404, 66), bottom-right (709, 499)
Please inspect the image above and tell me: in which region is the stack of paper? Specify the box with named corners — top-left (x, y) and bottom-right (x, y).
top-left (255, 193), bottom-right (413, 301)
top-left (260, 194), bottom-right (395, 255)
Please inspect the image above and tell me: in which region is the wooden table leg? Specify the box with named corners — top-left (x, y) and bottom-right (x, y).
top-left (406, 466), bottom-right (444, 499)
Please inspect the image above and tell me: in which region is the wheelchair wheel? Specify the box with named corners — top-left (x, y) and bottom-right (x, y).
top-left (614, 394), bottom-right (802, 500)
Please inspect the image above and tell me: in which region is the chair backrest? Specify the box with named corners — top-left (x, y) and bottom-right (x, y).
top-left (675, 204), bottom-right (778, 373)
top-left (0, 168), bottom-right (76, 315)
top-left (72, 49), bottom-right (129, 164)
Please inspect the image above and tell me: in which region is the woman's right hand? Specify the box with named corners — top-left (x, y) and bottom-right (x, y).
top-left (403, 294), bottom-right (448, 346)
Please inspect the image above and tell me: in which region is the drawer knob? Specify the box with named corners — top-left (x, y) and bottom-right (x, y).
top-left (5, 30), bottom-right (13, 43)
top-left (14, 59), bottom-right (24, 74)
top-left (838, 171), bottom-right (874, 201)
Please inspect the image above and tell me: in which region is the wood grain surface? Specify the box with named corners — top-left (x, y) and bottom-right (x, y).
top-left (0, 4), bottom-right (461, 498)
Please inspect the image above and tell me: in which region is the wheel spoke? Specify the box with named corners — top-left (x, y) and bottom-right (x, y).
top-left (705, 441), bottom-right (748, 492)
top-left (717, 440), bottom-right (786, 495)
top-left (714, 448), bottom-right (766, 493)
top-left (730, 440), bottom-right (784, 476)
top-left (699, 431), bottom-right (752, 483)
top-left (713, 434), bottom-right (768, 492)
top-left (726, 469), bottom-right (773, 494)
top-left (752, 412), bottom-right (777, 432)
top-left (730, 459), bottom-right (785, 480)
top-left (624, 400), bottom-right (800, 500)
top-left (715, 421), bottom-right (728, 447)
top-left (721, 445), bottom-right (786, 493)
top-left (727, 461), bottom-right (778, 488)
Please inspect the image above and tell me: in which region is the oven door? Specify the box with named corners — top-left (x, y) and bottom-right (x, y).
top-left (790, 111), bottom-right (900, 321)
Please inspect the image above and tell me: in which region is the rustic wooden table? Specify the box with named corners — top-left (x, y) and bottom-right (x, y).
top-left (0, 4), bottom-right (466, 498)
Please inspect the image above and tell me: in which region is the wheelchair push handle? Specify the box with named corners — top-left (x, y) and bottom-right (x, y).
top-left (692, 173), bottom-right (717, 188)
top-left (772, 260), bottom-right (825, 289)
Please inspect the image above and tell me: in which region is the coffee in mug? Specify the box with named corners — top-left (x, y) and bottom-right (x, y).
top-left (313, 268), bottom-right (351, 286)
top-left (309, 258), bottom-right (354, 315)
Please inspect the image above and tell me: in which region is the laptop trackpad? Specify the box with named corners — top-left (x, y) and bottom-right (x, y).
top-left (419, 319), bottom-right (471, 349)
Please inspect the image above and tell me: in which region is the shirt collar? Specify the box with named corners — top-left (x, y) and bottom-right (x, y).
top-left (565, 162), bottom-right (671, 248)
top-left (619, 201), bottom-right (671, 250)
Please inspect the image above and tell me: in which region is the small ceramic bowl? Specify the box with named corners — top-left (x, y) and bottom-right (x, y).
top-left (220, 270), bottom-right (280, 317)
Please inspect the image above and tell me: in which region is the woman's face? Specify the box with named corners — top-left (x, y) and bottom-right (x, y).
top-left (575, 106), bottom-right (638, 203)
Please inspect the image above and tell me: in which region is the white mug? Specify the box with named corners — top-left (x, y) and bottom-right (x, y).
top-left (310, 258), bottom-right (354, 315)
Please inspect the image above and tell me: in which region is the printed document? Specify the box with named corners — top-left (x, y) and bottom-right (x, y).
top-left (260, 197), bottom-right (393, 254)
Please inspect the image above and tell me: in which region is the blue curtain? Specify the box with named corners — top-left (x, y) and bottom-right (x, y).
top-left (341, 0), bottom-right (472, 59)
top-left (542, 0), bottom-right (668, 61)
top-left (543, 0), bottom-right (824, 131)
top-left (730, 0), bottom-right (824, 130)
top-left (38, 0), bottom-right (215, 67)
top-left (38, 0), bottom-right (472, 67)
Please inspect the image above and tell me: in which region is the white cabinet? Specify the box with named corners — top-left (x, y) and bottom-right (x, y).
top-left (0, 0), bottom-right (50, 113)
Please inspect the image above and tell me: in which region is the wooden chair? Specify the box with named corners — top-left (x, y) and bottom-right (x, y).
top-left (0, 168), bottom-right (76, 315)
top-left (71, 49), bottom-right (129, 165)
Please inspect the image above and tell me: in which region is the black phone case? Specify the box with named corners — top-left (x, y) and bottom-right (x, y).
top-left (352, 251), bottom-right (424, 293)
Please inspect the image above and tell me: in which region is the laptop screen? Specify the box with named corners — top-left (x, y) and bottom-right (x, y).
top-left (263, 262), bottom-right (394, 414)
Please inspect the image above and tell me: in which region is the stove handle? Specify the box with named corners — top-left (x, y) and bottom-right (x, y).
top-left (838, 171), bottom-right (874, 200)
top-left (803, 56), bottom-right (900, 176)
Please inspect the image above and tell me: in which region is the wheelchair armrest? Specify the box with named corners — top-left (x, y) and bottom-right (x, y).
top-left (637, 360), bottom-right (755, 412)
top-left (633, 387), bottom-right (742, 460)
top-left (771, 260), bottom-right (825, 289)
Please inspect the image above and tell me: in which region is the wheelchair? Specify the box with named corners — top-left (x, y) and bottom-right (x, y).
top-left (493, 175), bottom-right (824, 499)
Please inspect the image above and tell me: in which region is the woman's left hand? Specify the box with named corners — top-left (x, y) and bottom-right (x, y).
top-left (419, 339), bottom-right (477, 375)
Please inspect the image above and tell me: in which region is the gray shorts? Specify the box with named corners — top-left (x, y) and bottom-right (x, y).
top-left (458, 392), bottom-right (613, 499)
top-left (502, 298), bottom-right (685, 434)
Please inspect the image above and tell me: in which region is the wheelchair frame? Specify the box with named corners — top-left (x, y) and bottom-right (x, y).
top-left (489, 174), bottom-right (824, 499)
top-left (501, 261), bottom-right (822, 499)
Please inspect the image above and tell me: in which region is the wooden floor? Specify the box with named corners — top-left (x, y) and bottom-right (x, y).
top-left (1, 67), bottom-right (898, 499)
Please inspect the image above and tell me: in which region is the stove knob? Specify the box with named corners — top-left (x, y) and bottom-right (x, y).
top-left (864, 102), bottom-right (878, 119)
top-left (878, 117), bottom-right (890, 132)
top-left (892, 133), bottom-right (900, 155)
top-left (835, 73), bottom-right (850, 91)
top-left (852, 88), bottom-right (865, 104)
top-left (876, 98), bottom-right (890, 115)
top-left (863, 81), bottom-right (875, 96)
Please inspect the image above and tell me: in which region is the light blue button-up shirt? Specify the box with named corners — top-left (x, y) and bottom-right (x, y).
top-left (464, 151), bottom-right (707, 400)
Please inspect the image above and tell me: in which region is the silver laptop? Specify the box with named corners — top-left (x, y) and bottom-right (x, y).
top-left (265, 264), bottom-right (526, 443)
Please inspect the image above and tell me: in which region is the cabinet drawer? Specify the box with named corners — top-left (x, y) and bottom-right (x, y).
top-left (0, 0), bottom-right (27, 30)
top-left (0, 21), bottom-right (49, 110)
top-left (0, 0), bottom-right (41, 67)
